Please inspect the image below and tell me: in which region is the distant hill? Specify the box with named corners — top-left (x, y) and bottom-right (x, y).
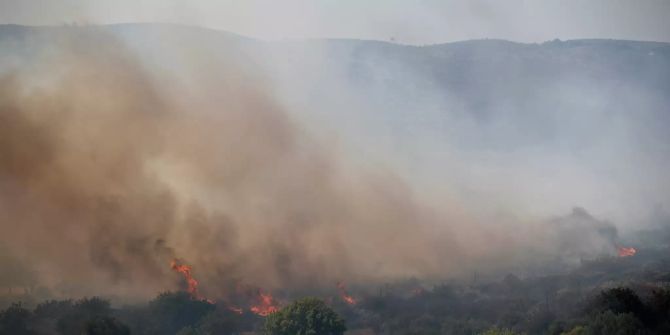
top-left (2, 22), bottom-right (668, 156)
top-left (1, 23), bottom-right (669, 219)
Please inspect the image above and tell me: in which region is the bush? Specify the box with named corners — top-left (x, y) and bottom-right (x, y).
top-left (648, 288), bottom-right (670, 332)
top-left (0, 303), bottom-right (33, 335)
top-left (145, 291), bottom-right (215, 335)
top-left (263, 297), bottom-right (346, 335)
top-left (586, 288), bottom-right (645, 320)
top-left (57, 297), bottom-right (112, 335)
top-left (85, 316), bottom-right (130, 335)
top-left (583, 311), bottom-right (642, 335)
top-left (479, 327), bottom-right (522, 335)
top-left (561, 325), bottom-right (587, 335)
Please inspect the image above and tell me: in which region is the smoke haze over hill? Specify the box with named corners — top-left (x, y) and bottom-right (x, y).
top-left (0, 24), bottom-right (668, 303)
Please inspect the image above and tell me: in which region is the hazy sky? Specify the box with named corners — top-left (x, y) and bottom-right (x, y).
top-left (1, 0), bottom-right (668, 44)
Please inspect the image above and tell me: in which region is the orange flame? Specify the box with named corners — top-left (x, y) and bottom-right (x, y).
top-left (617, 246), bottom-right (637, 257)
top-left (250, 291), bottom-right (279, 316)
top-left (170, 259), bottom-right (200, 298)
top-left (337, 281), bottom-right (357, 305)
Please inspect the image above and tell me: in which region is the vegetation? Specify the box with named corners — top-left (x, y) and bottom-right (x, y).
top-left (85, 316), bottom-right (131, 335)
top-left (1, 246), bottom-right (670, 334)
top-left (263, 297), bottom-right (346, 335)
top-left (0, 283), bottom-right (668, 334)
top-left (480, 328), bottom-right (521, 335)
top-left (0, 303), bottom-right (32, 335)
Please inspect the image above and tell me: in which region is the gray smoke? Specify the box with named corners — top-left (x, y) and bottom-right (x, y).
top-left (0, 25), bottom-right (661, 302)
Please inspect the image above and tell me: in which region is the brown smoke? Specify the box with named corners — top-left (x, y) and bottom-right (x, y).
top-left (0, 28), bottom-right (471, 300)
top-left (1, 27), bottom-right (631, 301)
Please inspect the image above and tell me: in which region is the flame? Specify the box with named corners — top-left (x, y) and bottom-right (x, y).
top-left (617, 246), bottom-right (637, 257)
top-left (250, 291), bottom-right (279, 316)
top-left (170, 259), bottom-right (200, 298)
top-left (337, 281), bottom-right (357, 305)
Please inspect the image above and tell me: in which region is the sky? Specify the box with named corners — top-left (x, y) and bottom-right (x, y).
top-left (0, 0), bottom-right (668, 44)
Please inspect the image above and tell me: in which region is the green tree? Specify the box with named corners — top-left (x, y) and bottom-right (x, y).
top-left (263, 297), bottom-right (346, 335)
top-left (145, 291), bottom-right (215, 335)
top-left (195, 309), bottom-right (242, 334)
top-left (440, 317), bottom-right (488, 335)
top-left (57, 297), bottom-right (112, 335)
top-left (175, 326), bottom-right (206, 335)
top-left (0, 303), bottom-right (34, 335)
top-left (648, 288), bottom-right (670, 333)
top-left (33, 300), bottom-right (73, 320)
top-left (583, 311), bottom-right (642, 335)
top-left (31, 300), bottom-right (74, 334)
top-left (586, 288), bottom-right (645, 320)
top-left (561, 325), bottom-right (587, 335)
top-left (479, 327), bottom-right (522, 335)
top-left (85, 316), bottom-right (130, 335)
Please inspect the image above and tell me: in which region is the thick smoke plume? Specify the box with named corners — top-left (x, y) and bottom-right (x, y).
top-left (0, 28), bottom-right (455, 299)
top-left (0, 27), bottom-right (632, 301)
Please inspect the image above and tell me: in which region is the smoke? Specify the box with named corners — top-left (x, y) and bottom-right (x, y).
top-left (0, 29), bottom-right (185, 297)
top-left (0, 27), bottom-right (461, 300)
top-left (0, 26), bottom-right (657, 302)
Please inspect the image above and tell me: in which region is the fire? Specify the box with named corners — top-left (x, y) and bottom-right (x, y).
top-left (170, 259), bottom-right (200, 298)
top-left (617, 246), bottom-right (637, 257)
top-left (250, 291), bottom-right (279, 316)
top-left (341, 294), bottom-right (356, 305)
top-left (337, 281), bottom-right (357, 305)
